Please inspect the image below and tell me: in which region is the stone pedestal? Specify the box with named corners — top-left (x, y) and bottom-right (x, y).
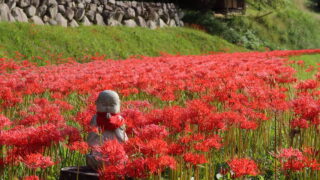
top-left (59, 166), bottom-right (99, 180)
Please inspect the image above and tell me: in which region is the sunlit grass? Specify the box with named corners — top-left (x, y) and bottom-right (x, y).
top-left (290, 54), bottom-right (320, 80)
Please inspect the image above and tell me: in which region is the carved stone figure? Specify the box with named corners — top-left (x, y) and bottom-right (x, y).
top-left (86, 90), bottom-right (128, 170)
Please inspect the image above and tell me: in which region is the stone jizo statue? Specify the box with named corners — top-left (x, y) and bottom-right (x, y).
top-left (86, 90), bottom-right (128, 170)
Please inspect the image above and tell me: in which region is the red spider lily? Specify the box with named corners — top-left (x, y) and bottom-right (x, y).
top-left (304, 159), bottom-right (320, 170)
top-left (0, 124), bottom-right (80, 160)
top-left (144, 157), bottom-right (159, 174)
top-left (123, 137), bottom-right (144, 155)
top-left (0, 124), bottom-right (64, 148)
top-left (296, 60), bottom-right (305, 67)
top-left (120, 88), bottom-right (139, 97)
top-left (122, 100), bottom-right (151, 110)
top-left (179, 133), bottom-right (205, 145)
top-left (0, 57), bottom-right (34, 74)
top-left (168, 143), bottom-right (185, 155)
top-left (186, 99), bottom-right (214, 123)
top-left (284, 157), bottom-right (320, 171)
top-left (95, 140), bottom-right (127, 165)
top-left (282, 159), bottom-right (307, 172)
top-left (122, 109), bottom-right (148, 132)
top-left (67, 141), bottom-right (89, 154)
top-left (303, 147), bottom-right (320, 157)
top-left (109, 115), bottom-right (125, 128)
top-left (18, 98), bottom-right (65, 126)
top-left (140, 139), bottom-right (168, 156)
top-left (134, 124), bottom-right (168, 141)
top-left (228, 158), bottom-right (259, 178)
top-left (197, 112), bottom-right (226, 131)
top-left (21, 153), bottom-right (54, 169)
top-left (277, 147), bottom-right (320, 171)
top-left (53, 99), bottom-right (74, 111)
top-left (296, 79), bottom-right (318, 90)
top-left (125, 158), bottom-right (148, 178)
top-left (290, 118), bottom-right (309, 129)
top-left (23, 176), bottom-right (40, 180)
top-left (240, 120), bottom-right (258, 130)
top-left (194, 135), bottom-right (222, 152)
top-left (96, 140), bottom-right (128, 179)
top-left (305, 65), bottom-right (315, 72)
top-left (183, 153), bottom-right (207, 165)
top-left (277, 148), bottom-right (305, 171)
top-left (144, 155), bottom-right (176, 174)
top-left (0, 88), bottom-right (23, 107)
top-left (98, 164), bottom-right (125, 180)
top-left (291, 95), bottom-right (320, 125)
top-left (74, 107), bottom-right (96, 132)
top-left (60, 125), bottom-right (82, 144)
top-left (158, 155), bottom-right (176, 170)
top-left (0, 114), bottom-right (11, 129)
top-left (146, 106), bottom-right (189, 133)
top-left (277, 147), bottom-right (304, 160)
top-left (51, 92), bottom-right (65, 99)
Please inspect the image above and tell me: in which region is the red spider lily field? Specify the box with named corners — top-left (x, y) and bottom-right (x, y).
top-left (1, 49), bottom-right (320, 180)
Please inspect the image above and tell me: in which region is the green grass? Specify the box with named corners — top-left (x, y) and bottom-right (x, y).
top-left (0, 22), bottom-right (244, 65)
top-left (290, 53), bottom-right (320, 79)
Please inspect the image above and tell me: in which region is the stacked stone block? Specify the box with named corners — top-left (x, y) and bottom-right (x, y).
top-left (0, 0), bottom-right (184, 28)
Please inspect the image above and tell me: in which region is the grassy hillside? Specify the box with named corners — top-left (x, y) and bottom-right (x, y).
top-left (0, 22), bottom-right (244, 65)
top-left (244, 0), bottom-right (320, 49)
top-left (183, 0), bottom-right (320, 50)
top-left (1, 0), bottom-right (318, 65)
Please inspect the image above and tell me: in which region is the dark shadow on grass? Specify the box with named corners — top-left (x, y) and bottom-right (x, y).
top-left (305, 0), bottom-right (320, 13)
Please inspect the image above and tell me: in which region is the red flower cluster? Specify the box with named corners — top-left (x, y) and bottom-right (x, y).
top-left (67, 141), bottom-right (89, 154)
top-left (277, 148), bottom-right (320, 171)
top-left (183, 153), bottom-right (207, 165)
top-left (0, 57), bottom-right (35, 74)
top-left (23, 176), bottom-right (40, 180)
top-left (228, 158), bottom-right (259, 178)
top-left (21, 153), bottom-right (54, 169)
top-left (95, 140), bottom-right (128, 165)
top-left (18, 98), bottom-right (66, 126)
top-left (1, 49), bottom-right (320, 178)
top-left (291, 94), bottom-right (320, 127)
top-left (0, 114), bottom-right (11, 129)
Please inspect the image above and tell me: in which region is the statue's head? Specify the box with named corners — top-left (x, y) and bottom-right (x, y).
top-left (95, 90), bottom-right (120, 113)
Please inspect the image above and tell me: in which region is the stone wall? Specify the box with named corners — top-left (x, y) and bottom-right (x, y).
top-left (0, 0), bottom-right (184, 28)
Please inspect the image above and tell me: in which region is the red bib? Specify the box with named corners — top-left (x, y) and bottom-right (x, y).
top-left (96, 112), bottom-right (121, 131)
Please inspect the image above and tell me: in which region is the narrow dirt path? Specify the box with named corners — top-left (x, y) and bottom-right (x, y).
top-left (294, 0), bottom-right (320, 20)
